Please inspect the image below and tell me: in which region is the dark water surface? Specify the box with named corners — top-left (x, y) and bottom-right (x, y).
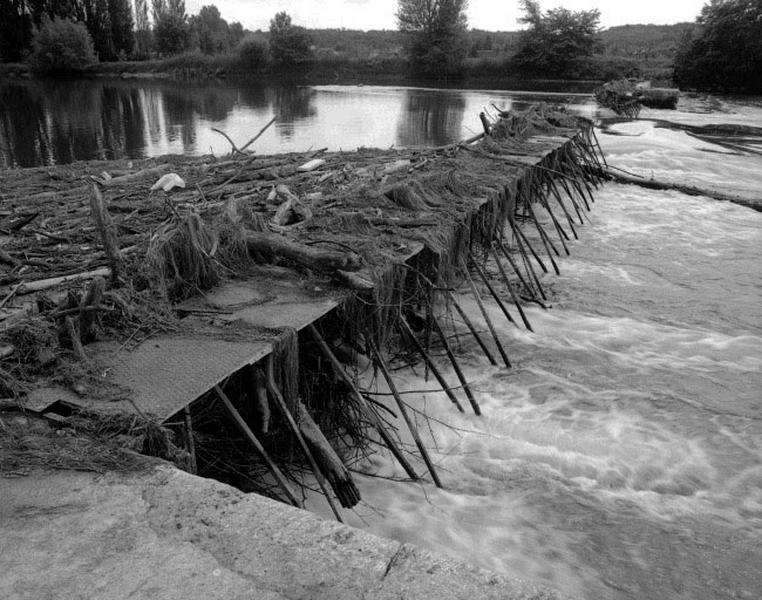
top-left (0, 78), bottom-right (593, 168)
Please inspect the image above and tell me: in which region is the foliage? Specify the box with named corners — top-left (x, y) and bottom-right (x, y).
top-left (674, 0), bottom-right (762, 93)
top-left (107, 0), bottom-right (134, 60)
top-left (269, 12), bottom-right (313, 66)
top-left (397, 0), bottom-right (469, 77)
top-left (512, 0), bottom-right (602, 78)
top-left (29, 15), bottom-right (97, 72)
top-left (153, 0), bottom-right (190, 56)
top-left (0, 1), bottom-right (34, 62)
top-left (189, 4), bottom-right (244, 55)
top-left (134, 0), bottom-right (152, 59)
top-left (1, 0), bottom-right (133, 63)
top-left (238, 35), bottom-right (269, 69)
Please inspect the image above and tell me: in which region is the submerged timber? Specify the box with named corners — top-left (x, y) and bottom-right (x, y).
top-left (0, 106), bottom-right (605, 517)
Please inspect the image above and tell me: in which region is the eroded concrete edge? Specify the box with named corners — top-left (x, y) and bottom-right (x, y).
top-left (0, 465), bottom-right (572, 600)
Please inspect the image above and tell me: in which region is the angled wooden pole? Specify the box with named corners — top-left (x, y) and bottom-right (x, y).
top-left (398, 318), bottom-right (465, 413)
top-left (461, 258), bottom-right (511, 368)
top-left (469, 253), bottom-right (516, 327)
top-left (547, 177), bottom-right (581, 235)
top-left (265, 358), bottom-right (343, 522)
top-left (511, 217), bottom-right (548, 274)
top-left (429, 312), bottom-right (481, 415)
top-left (446, 291), bottom-right (497, 365)
top-left (213, 384), bottom-right (302, 508)
top-left (368, 342), bottom-right (443, 488)
top-left (308, 324), bottom-right (419, 482)
top-left (524, 199), bottom-right (561, 274)
top-left (183, 406), bottom-right (197, 475)
top-left (496, 241), bottom-right (533, 299)
top-left (510, 223), bottom-right (547, 301)
top-left (490, 244), bottom-right (533, 332)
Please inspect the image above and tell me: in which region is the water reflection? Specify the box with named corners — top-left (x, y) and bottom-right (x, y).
top-left (396, 89), bottom-right (465, 147)
top-left (0, 79), bottom-right (594, 168)
top-left (268, 86), bottom-right (317, 140)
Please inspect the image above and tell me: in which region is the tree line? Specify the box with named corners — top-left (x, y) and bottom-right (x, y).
top-left (1, 0), bottom-right (757, 91)
top-left (0, 0), bottom-right (313, 70)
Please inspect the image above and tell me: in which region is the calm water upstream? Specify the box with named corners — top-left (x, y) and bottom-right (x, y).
top-left (0, 78), bottom-right (593, 167)
top-left (2, 80), bottom-right (760, 598)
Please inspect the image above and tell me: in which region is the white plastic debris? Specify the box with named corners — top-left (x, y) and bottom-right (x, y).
top-left (297, 158), bottom-right (326, 172)
top-left (150, 172), bottom-right (186, 192)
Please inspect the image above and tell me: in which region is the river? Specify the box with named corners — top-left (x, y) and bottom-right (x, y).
top-left (2, 79), bottom-right (760, 599)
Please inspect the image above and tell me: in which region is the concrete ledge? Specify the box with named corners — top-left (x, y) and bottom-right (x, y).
top-left (0, 466), bottom-right (570, 600)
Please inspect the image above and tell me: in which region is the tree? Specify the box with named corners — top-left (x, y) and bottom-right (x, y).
top-left (190, 5), bottom-right (230, 54)
top-left (397, 0), bottom-right (468, 77)
top-left (512, 0), bottom-right (602, 78)
top-left (152, 0), bottom-right (190, 56)
top-left (238, 34), bottom-right (268, 68)
top-left (674, 0), bottom-right (762, 93)
top-left (134, 0), bottom-right (151, 58)
top-left (269, 12), bottom-right (313, 66)
top-left (108, 0), bottom-right (134, 59)
top-left (0, 1), bottom-right (34, 62)
top-left (29, 14), bottom-right (97, 72)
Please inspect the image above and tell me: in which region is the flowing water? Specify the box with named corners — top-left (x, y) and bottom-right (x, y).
top-left (328, 99), bottom-right (759, 599)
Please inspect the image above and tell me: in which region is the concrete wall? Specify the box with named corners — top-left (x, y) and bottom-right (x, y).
top-left (0, 465), bottom-right (571, 600)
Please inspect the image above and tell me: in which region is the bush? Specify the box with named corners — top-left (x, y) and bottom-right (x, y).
top-left (238, 35), bottom-right (269, 69)
top-left (29, 16), bottom-right (97, 73)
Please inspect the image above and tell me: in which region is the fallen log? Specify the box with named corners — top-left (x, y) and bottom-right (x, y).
top-left (101, 164), bottom-right (171, 187)
top-left (11, 267), bottom-right (112, 296)
top-left (599, 167), bottom-right (762, 212)
top-left (244, 231), bottom-right (362, 272)
top-left (294, 399), bottom-right (361, 508)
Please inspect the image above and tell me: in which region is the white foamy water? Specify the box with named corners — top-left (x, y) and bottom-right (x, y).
top-left (307, 98), bottom-right (762, 599)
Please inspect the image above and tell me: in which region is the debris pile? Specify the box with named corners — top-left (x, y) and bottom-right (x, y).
top-left (1, 105), bottom-right (606, 515)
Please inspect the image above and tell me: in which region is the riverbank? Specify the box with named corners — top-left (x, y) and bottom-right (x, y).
top-left (0, 57), bottom-right (605, 91)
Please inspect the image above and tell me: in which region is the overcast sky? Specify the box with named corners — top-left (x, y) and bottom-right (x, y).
top-left (185, 0), bottom-right (707, 31)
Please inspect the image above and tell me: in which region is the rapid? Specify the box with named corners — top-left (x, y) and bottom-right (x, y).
top-left (318, 98), bottom-right (762, 599)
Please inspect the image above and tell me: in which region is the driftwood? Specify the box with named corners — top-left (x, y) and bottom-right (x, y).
top-left (78, 276), bottom-right (106, 343)
top-left (211, 116), bottom-right (276, 155)
top-left (294, 399), bottom-right (361, 508)
top-left (245, 231), bottom-right (361, 272)
top-left (600, 167), bottom-right (762, 212)
top-left (90, 185), bottom-right (122, 283)
top-left (101, 164), bottom-right (171, 187)
top-left (64, 316), bottom-right (86, 361)
top-left (13, 267), bottom-right (112, 296)
top-left (271, 185), bottom-right (313, 227)
top-left (334, 270), bottom-right (374, 290)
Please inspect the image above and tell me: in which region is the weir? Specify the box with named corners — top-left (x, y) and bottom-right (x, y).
top-left (0, 105), bottom-right (605, 518)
